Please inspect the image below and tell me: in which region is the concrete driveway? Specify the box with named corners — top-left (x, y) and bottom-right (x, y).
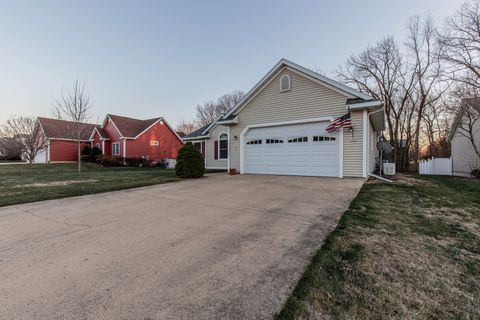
top-left (0, 174), bottom-right (364, 320)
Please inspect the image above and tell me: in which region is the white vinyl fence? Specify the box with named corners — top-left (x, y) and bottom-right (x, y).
top-left (418, 157), bottom-right (452, 175)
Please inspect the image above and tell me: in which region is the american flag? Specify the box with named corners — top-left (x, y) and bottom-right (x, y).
top-left (325, 113), bottom-right (352, 133)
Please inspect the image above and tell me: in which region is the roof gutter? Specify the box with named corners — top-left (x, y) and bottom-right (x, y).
top-left (347, 100), bottom-right (383, 109)
top-left (183, 134), bottom-right (211, 141)
top-left (216, 117), bottom-right (239, 125)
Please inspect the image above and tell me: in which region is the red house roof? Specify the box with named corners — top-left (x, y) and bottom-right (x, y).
top-left (92, 126), bottom-right (109, 139)
top-left (106, 114), bottom-right (163, 138)
top-left (37, 117), bottom-right (98, 141)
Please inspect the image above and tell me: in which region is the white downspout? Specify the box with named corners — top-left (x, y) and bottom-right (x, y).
top-left (227, 126), bottom-right (230, 172)
top-left (47, 140), bottom-right (51, 163)
top-left (338, 128), bottom-right (344, 178)
top-left (362, 109), bottom-right (368, 178)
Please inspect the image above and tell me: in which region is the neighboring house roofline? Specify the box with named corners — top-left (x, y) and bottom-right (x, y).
top-left (102, 114), bottom-right (183, 143)
top-left (132, 117), bottom-right (185, 143)
top-left (447, 98), bottom-right (480, 142)
top-left (48, 138), bottom-right (93, 142)
top-left (89, 126), bottom-right (110, 141)
top-left (36, 117), bottom-right (98, 140)
top-left (102, 114), bottom-right (125, 138)
top-left (224, 58), bottom-right (374, 119)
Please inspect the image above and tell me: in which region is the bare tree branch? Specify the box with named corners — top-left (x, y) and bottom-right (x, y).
top-left (52, 79), bottom-right (93, 174)
top-left (1, 116), bottom-right (47, 164)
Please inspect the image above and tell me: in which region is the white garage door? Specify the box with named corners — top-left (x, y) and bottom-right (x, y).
top-left (34, 149), bottom-right (47, 164)
top-left (244, 121), bottom-right (339, 177)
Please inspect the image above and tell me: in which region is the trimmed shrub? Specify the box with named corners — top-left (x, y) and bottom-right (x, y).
top-left (96, 154), bottom-right (123, 167)
top-left (471, 169), bottom-right (480, 178)
top-left (175, 142), bottom-right (205, 178)
top-left (82, 145), bottom-right (92, 156)
top-left (124, 157), bottom-right (151, 167)
top-left (90, 147), bottom-right (102, 162)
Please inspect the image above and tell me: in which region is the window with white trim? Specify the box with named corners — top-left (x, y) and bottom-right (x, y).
top-left (246, 139), bottom-right (262, 145)
top-left (313, 136), bottom-right (336, 142)
top-left (265, 138), bottom-right (283, 144)
top-left (219, 133), bottom-right (228, 159)
top-left (95, 143), bottom-right (100, 149)
top-left (112, 142), bottom-right (120, 155)
top-left (288, 136), bottom-right (308, 143)
top-left (280, 74), bottom-right (291, 92)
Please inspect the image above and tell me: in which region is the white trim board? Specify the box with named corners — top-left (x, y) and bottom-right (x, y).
top-left (362, 109), bottom-right (368, 178)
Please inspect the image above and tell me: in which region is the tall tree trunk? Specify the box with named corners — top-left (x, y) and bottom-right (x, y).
top-left (77, 140), bottom-right (81, 174)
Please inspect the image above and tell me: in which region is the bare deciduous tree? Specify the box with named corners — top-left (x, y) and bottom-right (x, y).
top-left (175, 118), bottom-right (198, 135)
top-left (0, 137), bottom-right (24, 160)
top-left (196, 90), bottom-right (245, 126)
top-left (52, 80), bottom-right (92, 174)
top-left (336, 36), bottom-right (417, 170)
top-left (337, 14), bottom-right (448, 171)
top-left (1, 116), bottom-right (47, 164)
top-left (439, 0), bottom-right (480, 91)
top-left (406, 15), bottom-right (446, 164)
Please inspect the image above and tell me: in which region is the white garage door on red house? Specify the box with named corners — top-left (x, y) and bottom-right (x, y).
top-left (243, 121), bottom-right (339, 177)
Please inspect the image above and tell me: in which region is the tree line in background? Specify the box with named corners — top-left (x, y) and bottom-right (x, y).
top-left (175, 90), bottom-right (245, 134)
top-left (337, 0), bottom-right (480, 171)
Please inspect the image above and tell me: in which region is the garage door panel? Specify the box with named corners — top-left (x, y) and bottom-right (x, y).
top-left (244, 121), bottom-right (339, 177)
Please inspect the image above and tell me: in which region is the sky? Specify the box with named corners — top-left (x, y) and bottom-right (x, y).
top-left (0, 0), bottom-right (465, 127)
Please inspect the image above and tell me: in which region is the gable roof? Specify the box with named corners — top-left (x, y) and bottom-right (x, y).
top-left (103, 114), bottom-right (184, 142)
top-left (224, 58), bottom-right (377, 118)
top-left (447, 97), bottom-right (480, 142)
top-left (106, 114), bottom-right (162, 138)
top-left (89, 126), bottom-right (109, 141)
top-left (37, 117), bottom-right (97, 141)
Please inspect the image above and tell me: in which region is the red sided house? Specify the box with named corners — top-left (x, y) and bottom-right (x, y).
top-left (34, 117), bottom-right (97, 163)
top-left (91, 114), bottom-right (184, 162)
top-left (34, 115), bottom-right (184, 164)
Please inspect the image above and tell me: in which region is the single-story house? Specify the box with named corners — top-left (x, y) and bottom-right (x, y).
top-left (34, 115), bottom-right (183, 164)
top-left (34, 117), bottom-right (97, 163)
top-left (183, 59), bottom-right (385, 178)
top-left (447, 97), bottom-right (480, 177)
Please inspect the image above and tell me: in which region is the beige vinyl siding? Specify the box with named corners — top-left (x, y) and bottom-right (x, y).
top-left (451, 117), bottom-right (480, 177)
top-left (205, 124), bottom-right (228, 169)
top-left (342, 110), bottom-right (364, 177)
top-left (228, 67), bottom-right (365, 177)
top-left (369, 119), bottom-right (377, 173)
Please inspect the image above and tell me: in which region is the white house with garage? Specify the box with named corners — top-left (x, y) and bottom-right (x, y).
top-left (183, 59), bottom-right (385, 178)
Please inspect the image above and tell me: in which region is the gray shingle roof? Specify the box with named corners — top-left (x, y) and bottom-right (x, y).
top-left (182, 123), bottom-right (211, 139)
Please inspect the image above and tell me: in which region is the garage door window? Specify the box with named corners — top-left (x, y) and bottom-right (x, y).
top-left (288, 136), bottom-right (308, 143)
top-left (247, 139), bottom-right (262, 145)
top-left (219, 134), bottom-right (228, 159)
top-left (266, 138), bottom-right (283, 144)
top-left (313, 136), bottom-right (336, 142)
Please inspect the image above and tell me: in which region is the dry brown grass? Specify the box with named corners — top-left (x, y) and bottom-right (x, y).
top-left (276, 175), bottom-right (480, 320)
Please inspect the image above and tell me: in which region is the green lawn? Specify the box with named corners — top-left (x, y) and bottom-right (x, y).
top-left (276, 175), bottom-right (480, 320)
top-left (0, 163), bottom-right (179, 207)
